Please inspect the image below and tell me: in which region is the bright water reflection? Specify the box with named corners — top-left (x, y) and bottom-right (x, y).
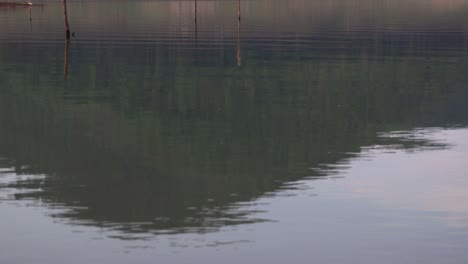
top-left (1, 0), bottom-right (468, 263)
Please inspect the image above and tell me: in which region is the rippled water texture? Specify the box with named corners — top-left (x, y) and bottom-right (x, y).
top-left (1, 0), bottom-right (468, 263)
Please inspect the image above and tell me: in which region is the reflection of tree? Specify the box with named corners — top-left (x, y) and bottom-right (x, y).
top-left (0, 37), bottom-right (468, 237)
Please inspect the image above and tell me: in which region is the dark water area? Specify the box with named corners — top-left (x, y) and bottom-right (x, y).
top-left (1, 0), bottom-right (468, 263)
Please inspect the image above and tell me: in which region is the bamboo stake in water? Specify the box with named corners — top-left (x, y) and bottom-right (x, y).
top-left (62, 0), bottom-right (70, 39)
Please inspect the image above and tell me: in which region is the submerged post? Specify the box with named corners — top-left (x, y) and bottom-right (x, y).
top-left (62, 0), bottom-right (70, 39)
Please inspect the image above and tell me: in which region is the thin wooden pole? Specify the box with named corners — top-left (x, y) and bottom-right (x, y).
top-left (62, 0), bottom-right (70, 39)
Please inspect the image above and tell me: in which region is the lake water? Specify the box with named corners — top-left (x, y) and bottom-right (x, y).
top-left (1, 0), bottom-right (468, 263)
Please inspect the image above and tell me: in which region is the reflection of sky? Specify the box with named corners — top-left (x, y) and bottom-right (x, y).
top-left (337, 128), bottom-right (468, 228)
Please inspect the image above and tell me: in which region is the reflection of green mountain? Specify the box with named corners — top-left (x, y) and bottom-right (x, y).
top-left (0, 35), bottom-right (468, 236)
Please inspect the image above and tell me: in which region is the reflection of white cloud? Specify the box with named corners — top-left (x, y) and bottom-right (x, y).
top-left (339, 128), bottom-right (468, 228)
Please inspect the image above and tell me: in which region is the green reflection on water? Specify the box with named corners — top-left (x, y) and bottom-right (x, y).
top-left (0, 0), bottom-right (468, 237)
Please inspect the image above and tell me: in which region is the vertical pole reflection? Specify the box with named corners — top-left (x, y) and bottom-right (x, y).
top-left (194, 0), bottom-right (198, 42)
top-left (237, 0), bottom-right (241, 66)
top-left (63, 0), bottom-right (71, 77)
top-left (62, 0), bottom-right (70, 39)
top-left (237, 0), bottom-right (240, 21)
top-left (64, 40), bottom-right (70, 80)
top-left (28, 7), bottom-right (32, 32)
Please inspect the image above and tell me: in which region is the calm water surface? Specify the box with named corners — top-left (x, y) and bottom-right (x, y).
top-left (1, 0), bottom-right (468, 263)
